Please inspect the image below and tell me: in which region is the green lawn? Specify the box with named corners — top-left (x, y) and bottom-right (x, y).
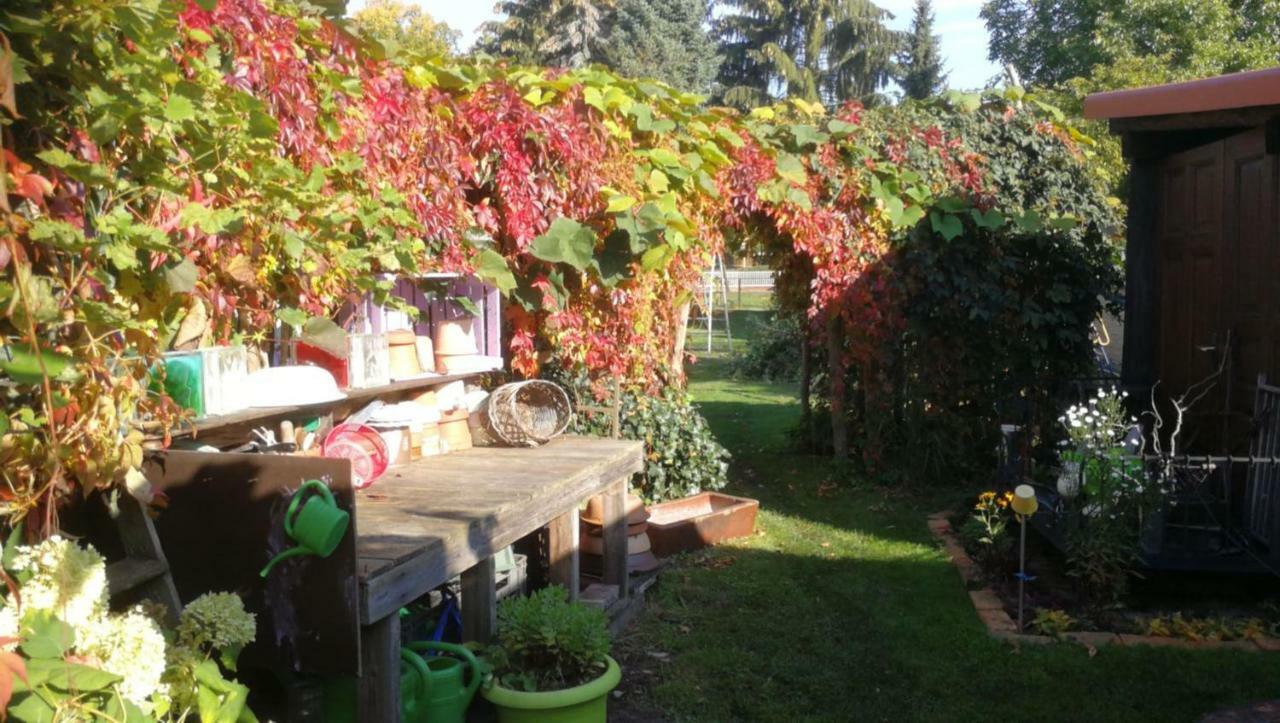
top-left (616, 307), bottom-right (1280, 723)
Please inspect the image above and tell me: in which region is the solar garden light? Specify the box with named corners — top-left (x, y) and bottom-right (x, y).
top-left (1010, 484), bottom-right (1039, 632)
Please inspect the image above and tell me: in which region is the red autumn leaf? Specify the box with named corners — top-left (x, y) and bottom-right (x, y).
top-left (3, 150), bottom-right (52, 206)
top-left (0, 647), bottom-right (27, 718)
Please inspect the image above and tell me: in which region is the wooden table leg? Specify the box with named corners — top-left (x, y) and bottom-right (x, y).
top-left (461, 556), bottom-right (497, 643)
top-left (601, 478), bottom-right (629, 598)
top-left (547, 507), bottom-right (581, 601)
top-left (358, 614), bottom-right (401, 722)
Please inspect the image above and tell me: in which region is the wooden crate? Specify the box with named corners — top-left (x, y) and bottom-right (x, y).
top-left (349, 274), bottom-right (502, 357)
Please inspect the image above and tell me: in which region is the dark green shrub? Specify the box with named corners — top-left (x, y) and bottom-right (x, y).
top-left (486, 586), bottom-right (610, 692)
top-left (545, 364), bottom-right (730, 502)
top-left (731, 310), bottom-right (805, 383)
top-left (613, 387), bottom-right (730, 501)
top-left (807, 97), bottom-right (1124, 483)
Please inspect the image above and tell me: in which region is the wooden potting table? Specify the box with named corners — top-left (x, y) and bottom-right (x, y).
top-left (353, 435), bottom-right (644, 720)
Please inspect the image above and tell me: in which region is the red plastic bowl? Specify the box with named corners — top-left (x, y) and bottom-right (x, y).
top-left (323, 423), bottom-right (389, 489)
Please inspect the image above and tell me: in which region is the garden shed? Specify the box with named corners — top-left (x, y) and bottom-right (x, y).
top-left (1085, 67), bottom-right (1280, 453)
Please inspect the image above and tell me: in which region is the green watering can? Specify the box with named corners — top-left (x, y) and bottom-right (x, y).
top-left (404, 641), bottom-right (482, 723)
top-left (259, 480), bottom-right (349, 578)
top-left (322, 648), bottom-right (431, 722)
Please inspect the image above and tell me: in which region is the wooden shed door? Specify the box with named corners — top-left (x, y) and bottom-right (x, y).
top-left (1157, 140), bottom-right (1224, 426)
top-left (1223, 129), bottom-right (1280, 448)
top-left (1157, 128), bottom-right (1280, 451)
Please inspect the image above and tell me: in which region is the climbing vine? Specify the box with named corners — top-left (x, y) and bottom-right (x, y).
top-left (0, 0), bottom-right (1113, 531)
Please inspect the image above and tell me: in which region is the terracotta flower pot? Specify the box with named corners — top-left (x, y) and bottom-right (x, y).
top-left (434, 319), bottom-right (479, 356)
top-left (388, 330), bottom-right (422, 378)
top-left (579, 493), bottom-right (648, 527)
top-left (579, 530), bottom-right (650, 556)
top-left (439, 409), bottom-right (472, 452)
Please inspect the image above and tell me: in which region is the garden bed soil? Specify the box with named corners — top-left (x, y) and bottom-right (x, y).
top-left (933, 511), bottom-right (1280, 649)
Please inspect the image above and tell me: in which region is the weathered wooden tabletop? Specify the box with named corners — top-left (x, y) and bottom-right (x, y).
top-left (354, 435), bottom-right (644, 624)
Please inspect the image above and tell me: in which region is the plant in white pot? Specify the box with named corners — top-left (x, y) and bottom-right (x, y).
top-left (481, 586), bottom-right (620, 723)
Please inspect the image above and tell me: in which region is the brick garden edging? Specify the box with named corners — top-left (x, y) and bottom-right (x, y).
top-left (927, 511), bottom-right (1279, 652)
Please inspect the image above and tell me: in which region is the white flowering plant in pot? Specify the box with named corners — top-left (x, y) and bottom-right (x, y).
top-left (1057, 388), bottom-right (1174, 608)
top-left (1057, 388), bottom-right (1157, 515)
top-left (0, 534), bottom-right (257, 721)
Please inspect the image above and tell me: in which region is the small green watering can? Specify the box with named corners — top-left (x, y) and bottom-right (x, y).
top-left (404, 641), bottom-right (482, 723)
top-left (259, 480), bottom-right (349, 578)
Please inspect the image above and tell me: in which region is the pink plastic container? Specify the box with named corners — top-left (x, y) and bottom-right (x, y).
top-left (323, 424), bottom-right (389, 489)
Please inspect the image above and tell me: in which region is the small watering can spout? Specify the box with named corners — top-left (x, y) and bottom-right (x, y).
top-left (259, 545), bottom-right (310, 578)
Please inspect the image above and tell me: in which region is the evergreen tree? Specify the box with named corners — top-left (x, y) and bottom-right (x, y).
top-left (714, 0), bottom-right (902, 109)
top-left (897, 0), bottom-right (946, 99)
top-left (477, 0), bottom-right (613, 68)
top-left (598, 0), bottom-right (720, 94)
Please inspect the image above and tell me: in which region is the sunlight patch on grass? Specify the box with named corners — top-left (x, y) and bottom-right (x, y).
top-left (615, 336), bottom-right (1280, 722)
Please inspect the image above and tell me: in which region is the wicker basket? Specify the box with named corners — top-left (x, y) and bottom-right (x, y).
top-left (487, 380), bottom-right (573, 447)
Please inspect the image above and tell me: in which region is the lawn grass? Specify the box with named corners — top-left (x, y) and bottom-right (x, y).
top-left (617, 304), bottom-right (1280, 722)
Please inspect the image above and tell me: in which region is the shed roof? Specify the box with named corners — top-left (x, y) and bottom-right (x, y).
top-left (1083, 66), bottom-right (1280, 120)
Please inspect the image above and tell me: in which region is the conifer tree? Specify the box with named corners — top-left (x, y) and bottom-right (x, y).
top-left (898, 0), bottom-right (947, 99)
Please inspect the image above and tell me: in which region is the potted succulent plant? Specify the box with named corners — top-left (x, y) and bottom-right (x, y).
top-left (481, 586), bottom-right (620, 723)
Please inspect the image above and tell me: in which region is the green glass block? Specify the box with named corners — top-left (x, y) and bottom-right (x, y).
top-left (153, 353), bottom-right (204, 416)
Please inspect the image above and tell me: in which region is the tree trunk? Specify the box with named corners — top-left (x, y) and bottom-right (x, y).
top-left (670, 299), bottom-right (692, 380)
top-left (799, 317), bottom-right (812, 452)
top-left (827, 313), bottom-right (848, 459)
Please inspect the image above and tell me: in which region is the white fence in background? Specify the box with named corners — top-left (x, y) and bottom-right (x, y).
top-left (716, 269), bottom-right (776, 290)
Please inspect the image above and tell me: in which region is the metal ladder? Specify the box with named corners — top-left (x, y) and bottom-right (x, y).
top-left (694, 254), bottom-right (733, 353)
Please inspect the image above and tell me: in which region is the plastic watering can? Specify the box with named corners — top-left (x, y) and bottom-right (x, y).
top-left (400, 648), bottom-right (432, 722)
top-left (405, 641), bottom-right (481, 723)
top-left (321, 648), bottom-right (431, 722)
top-left (259, 480), bottom-right (349, 578)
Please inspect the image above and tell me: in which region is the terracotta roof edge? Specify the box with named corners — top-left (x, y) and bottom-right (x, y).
top-left (1083, 66), bottom-right (1280, 120)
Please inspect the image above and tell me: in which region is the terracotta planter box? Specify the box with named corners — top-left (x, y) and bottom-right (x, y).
top-left (646, 492), bottom-right (759, 557)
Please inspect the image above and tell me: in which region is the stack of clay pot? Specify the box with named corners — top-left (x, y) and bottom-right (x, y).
top-left (433, 319), bottom-right (481, 374)
top-left (579, 493), bottom-right (661, 573)
top-left (387, 329), bottom-right (428, 379)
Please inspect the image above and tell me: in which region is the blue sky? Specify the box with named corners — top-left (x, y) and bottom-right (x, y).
top-left (348, 0), bottom-right (1001, 92)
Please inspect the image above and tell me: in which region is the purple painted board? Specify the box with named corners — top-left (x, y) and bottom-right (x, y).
top-left (360, 275), bottom-right (503, 358)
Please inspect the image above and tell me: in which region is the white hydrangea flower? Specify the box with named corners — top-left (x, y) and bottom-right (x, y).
top-left (0, 604), bottom-right (18, 652)
top-left (11, 536), bottom-right (108, 630)
top-left (178, 592), bottom-right (256, 651)
top-left (79, 607), bottom-right (167, 710)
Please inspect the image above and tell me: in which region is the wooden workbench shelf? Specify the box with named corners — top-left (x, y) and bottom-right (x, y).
top-left (143, 370), bottom-right (490, 446)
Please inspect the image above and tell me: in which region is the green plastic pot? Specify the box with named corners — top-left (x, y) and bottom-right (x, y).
top-left (481, 655), bottom-right (621, 723)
